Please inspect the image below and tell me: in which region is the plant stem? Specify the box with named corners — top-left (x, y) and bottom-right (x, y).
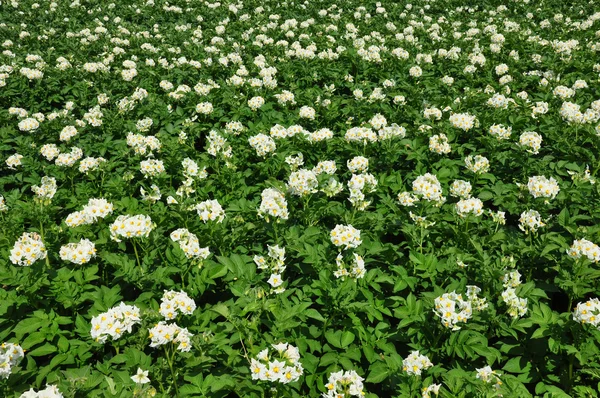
top-left (166, 345), bottom-right (180, 398)
top-left (132, 240), bottom-right (143, 274)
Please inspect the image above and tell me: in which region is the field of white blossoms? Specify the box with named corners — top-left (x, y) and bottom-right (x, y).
top-left (2, 0), bottom-right (600, 396)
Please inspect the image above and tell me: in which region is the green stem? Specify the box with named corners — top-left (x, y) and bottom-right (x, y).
top-left (132, 240), bottom-right (143, 274)
top-left (39, 220), bottom-right (51, 270)
top-left (166, 345), bottom-right (180, 398)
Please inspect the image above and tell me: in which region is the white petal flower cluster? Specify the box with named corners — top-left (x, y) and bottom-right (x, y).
top-left (59, 126), bottom-right (78, 141)
top-left (455, 198), bottom-right (484, 218)
top-left (59, 238), bottom-right (96, 265)
top-left (19, 385), bottom-right (64, 398)
top-left (32, 176), bottom-right (57, 203)
top-left (573, 298), bottom-right (600, 328)
top-left (79, 157), bottom-right (106, 174)
top-left (207, 130), bottom-right (232, 158)
top-left (248, 133), bottom-right (277, 157)
top-left (378, 123), bottom-right (406, 140)
top-left (148, 321), bottom-right (193, 352)
top-left (567, 239), bottom-right (600, 263)
top-left (429, 133), bottom-right (451, 154)
top-left (502, 271), bottom-right (522, 288)
top-left (449, 112), bottom-right (477, 131)
top-left (313, 160), bottom-right (337, 176)
top-left (249, 343), bottom-right (303, 384)
top-left (65, 198), bottom-right (113, 227)
top-left (0, 342), bottom-right (24, 379)
top-left (127, 133), bottom-right (161, 155)
top-left (412, 173), bottom-right (444, 202)
top-left (54, 147), bottom-right (83, 167)
top-left (330, 224), bottom-right (362, 250)
top-left (402, 351), bottom-right (433, 376)
top-left (519, 131), bottom-right (543, 154)
top-left (10, 232), bottom-right (47, 266)
top-left (159, 290), bottom-right (196, 320)
top-left (140, 159), bottom-right (165, 178)
top-left (398, 191), bottom-right (419, 207)
top-left (322, 370), bottom-right (365, 398)
top-left (254, 245), bottom-right (287, 294)
top-left (170, 228), bottom-right (210, 260)
top-left (527, 175), bottom-right (559, 199)
top-left (17, 117), bottom-right (40, 132)
top-left (433, 291), bottom-right (473, 330)
top-left (334, 252), bottom-right (366, 280)
top-left (285, 153), bottom-right (304, 170)
top-left (194, 199), bottom-right (225, 223)
top-left (476, 366), bottom-right (502, 391)
top-left (6, 153), bottom-right (23, 169)
top-left (518, 210), bottom-right (545, 234)
top-left (90, 302), bottom-right (142, 343)
top-left (422, 384), bottom-right (442, 398)
top-left (465, 155), bottom-right (490, 174)
top-left (348, 173), bottom-right (377, 210)
top-left (449, 180), bottom-right (472, 199)
top-left (347, 156), bottom-right (368, 173)
top-left (501, 288), bottom-right (528, 319)
top-left (287, 169), bottom-right (319, 197)
top-left (344, 126), bottom-right (378, 144)
top-left (109, 214), bottom-right (155, 242)
top-left (488, 124), bottom-right (512, 140)
top-left (258, 188), bottom-right (289, 221)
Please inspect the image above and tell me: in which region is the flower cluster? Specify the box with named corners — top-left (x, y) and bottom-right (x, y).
top-left (348, 173), bottom-right (378, 210)
top-left (323, 370), bottom-right (365, 398)
top-left (0, 342), bottom-right (24, 379)
top-left (90, 302), bottom-right (142, 343)
top-left (465, 155), bottom-right (490, 174)
top-left (159, 290), bottom-right (196, 320)
top-left (148, 322), bottom-right (193, 352)
top-left (573, 298), bottom-right (600, 328)
top-left (287, 169), bottom-right (319, 197)
top-left (10, 232), bottom-right (47, 266)
top-left (449, 180), bottom-right (472, 199)
top-left (476, 366), bottom-right (502, 392)
top-left (412, 173), bottom-right (444, 202)
top-left (330, 224), bottom-right (362, 250)
top-left (65, 198), bottom-right (113, 227)
top-left (258, 188), bottom-right (289, 221)
top-left (249, 343), bottom-right (303, 384)
top-left (59, 238), bottom-right (96, 265)
top-left (527, 175), bottom-right (560, 199)
top-left (567, 239), bottom-right (600, 263)
top-left (334, 252), bottom-right (366, 280)
top-left (518, 210), bottom-right (545, 234)
top-left (249, 133), bottom-right (276, 157)
top-left (433, 291), bottom-right (473, 330)
top-left (519, 131), bottom-right (543, 154)
top-left (449, 112), bottom-right (477, 131)
top-left (402, 351), bottom-right (433, 376)
top-left (109, 214), bottom-right (155, 241)
top-left (254, 245), bottom-right (287, 294)
top-left (488, 124), bottom-right (512, 140)
top-left (429, 133), bottom-right (451, 154)
top-left (19, 385), bottom-right (64, 398)
top-left (455, 198), bottom-right (484, 218)
top-left (31, 176), bottom-right (57, 204)
top-left (194, 199), bottom-right (225, 223)
top-left (140, 159), bottom-right (165, 178)
top-left (170, 228), bottom-right (210, 260)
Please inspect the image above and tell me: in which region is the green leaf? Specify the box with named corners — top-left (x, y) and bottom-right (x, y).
top-left (366, 362), bottom-right (389, 383)
top-left (28, 343), bottom-right (57, 357)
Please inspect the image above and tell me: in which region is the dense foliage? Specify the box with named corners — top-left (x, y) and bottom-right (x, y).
top-left (2, 0), bottom-right (600, 396)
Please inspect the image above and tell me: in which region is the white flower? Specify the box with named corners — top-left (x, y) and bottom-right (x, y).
top-left (131, 368), bottom-right (150, 384)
